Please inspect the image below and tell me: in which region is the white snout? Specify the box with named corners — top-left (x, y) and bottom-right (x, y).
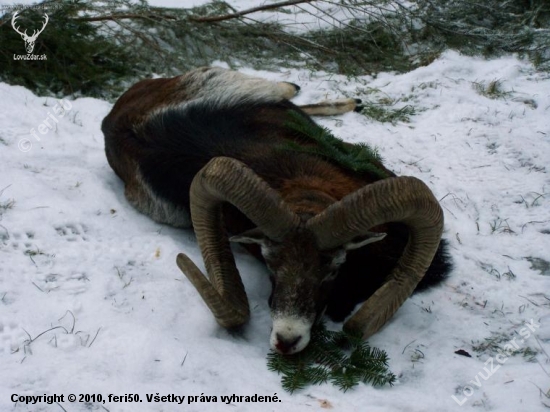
top-left (270, 316), bottom-right (313, 354)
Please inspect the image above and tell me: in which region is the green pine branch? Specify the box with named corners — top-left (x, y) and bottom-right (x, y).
top-left (267, 322), bottom-right (396, 394)
top-left (280, 110), bottom-right (391, 180)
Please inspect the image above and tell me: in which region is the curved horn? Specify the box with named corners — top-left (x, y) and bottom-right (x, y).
top-left (177, 157), bottom-right (300, 328)
top-left (306, 176), bottom-right (443, 338)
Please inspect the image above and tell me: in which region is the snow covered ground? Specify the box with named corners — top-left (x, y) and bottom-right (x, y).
top-left (1, 51), bottom-right (549, 411)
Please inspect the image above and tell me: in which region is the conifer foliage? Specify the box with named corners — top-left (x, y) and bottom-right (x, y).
top-left (0, 0), bottom-right (142, 98)
top-left (414, 0), bottom-right (550, 69)
top-left (1, 0), bottom-right (548, 100)
top-left (267, 323), bottom-right (396, 393)
top-left (282, 111), bottom-right (390, 180)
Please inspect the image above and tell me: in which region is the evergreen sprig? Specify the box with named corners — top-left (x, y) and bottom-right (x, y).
top-left (281, 111), bottom-right (391, 180)
top-left (267, 322), bottom-right (396, 393)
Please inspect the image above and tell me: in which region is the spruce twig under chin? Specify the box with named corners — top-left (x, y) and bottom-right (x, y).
top-left (267, 322), bottom-right (396, 393)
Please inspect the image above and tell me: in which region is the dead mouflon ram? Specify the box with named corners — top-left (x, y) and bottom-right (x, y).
top-left (102, 67), bottom-right (452, 355)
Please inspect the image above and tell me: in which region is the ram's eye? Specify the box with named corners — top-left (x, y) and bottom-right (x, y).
top-left (321, 250), bottom-right (346, 271)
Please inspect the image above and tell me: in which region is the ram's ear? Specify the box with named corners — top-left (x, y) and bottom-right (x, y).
top-left (229, 228), bottom-right (267, 246)
top-left (343, 231), bottom-right (386, 251)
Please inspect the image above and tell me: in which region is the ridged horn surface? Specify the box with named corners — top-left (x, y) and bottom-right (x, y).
top-left (177, 157), bottom-right (300, 328)
top-left (307, 176), bottom-right (444, 338)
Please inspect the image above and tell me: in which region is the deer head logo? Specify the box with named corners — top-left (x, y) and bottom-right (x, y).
top-left (12, 12), bottom-right (49, 54)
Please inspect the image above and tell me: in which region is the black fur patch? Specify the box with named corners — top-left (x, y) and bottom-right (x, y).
top-left (325, 236), bottom-right (452, 322)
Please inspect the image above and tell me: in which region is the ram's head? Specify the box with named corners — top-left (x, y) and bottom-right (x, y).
top-left (177, 157), bottom-right (443, 354)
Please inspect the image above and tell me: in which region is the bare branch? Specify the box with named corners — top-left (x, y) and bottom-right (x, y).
top-left (189, 0), bottom-right (315, 23)
top-left (75, 13), bottom-right (176, 22)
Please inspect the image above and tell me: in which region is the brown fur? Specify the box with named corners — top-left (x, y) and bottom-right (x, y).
top-left (102, 68), bottom-right (451, 348)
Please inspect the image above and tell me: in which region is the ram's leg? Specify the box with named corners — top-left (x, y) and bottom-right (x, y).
top-left (187, 67), bottom-right (301, 102)
top-left (299, 98), bottom-right (363, 116)
top-left (276, 81), bottom-right (301, 99)
top-left (189, 68), bottom-right (360, 112)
